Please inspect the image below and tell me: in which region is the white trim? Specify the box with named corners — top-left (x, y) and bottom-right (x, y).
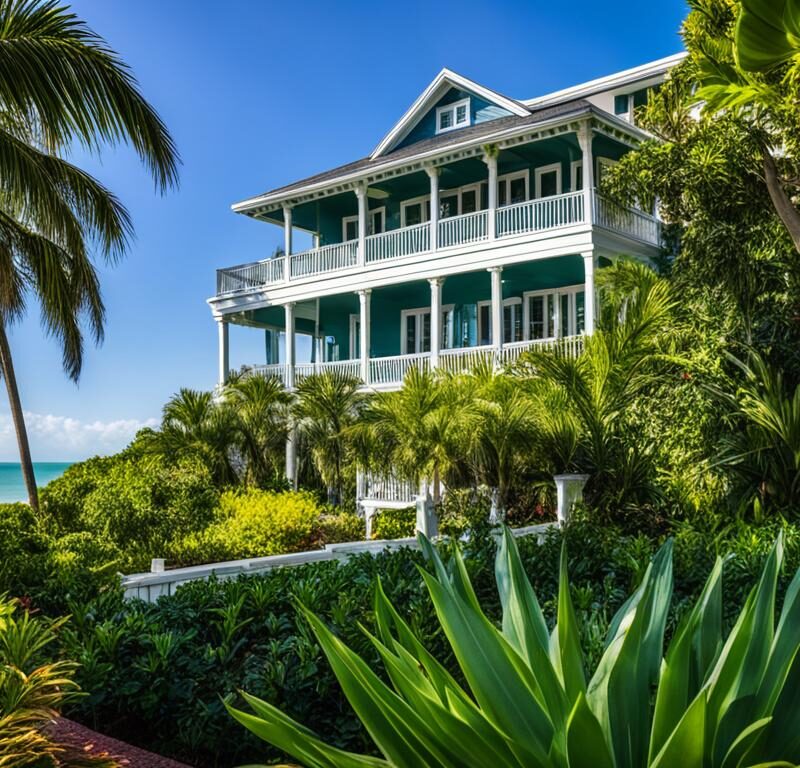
top-left (371, 68), bottom-right (529, 158)
top-left (522, 283), bottom-right (586, 340)
top-left (570, 160), bottom-right (583, 192)
top-left (477, 297), bottom-right (521, 345)
top-left (342, 206), bottom-right (386, 241)
top-left (400, 304), bottom-right (455, 354)
top-left (349, 313), bottom-right (360, 360)
top-left (522, 52), bottom-right (687, 109)
top-left (400, 195), bottom-right (431, 227)
top-left (497, 170), bottom-right (529, 206)
top-left (534, 163), bottom-right (563, 198)
top-left (436, 97), bottom-right (471, 135)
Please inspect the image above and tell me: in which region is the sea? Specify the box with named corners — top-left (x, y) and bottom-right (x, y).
top-left (0, 462), bottom-right (72, 504)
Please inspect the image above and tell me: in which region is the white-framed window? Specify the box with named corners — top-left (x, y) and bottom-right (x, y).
top-left (436, 98), bottom-right (470, 134)
top-left (349, 314), bottom-right (360, 360)
top-left (570, 160), bottom-right (583, 192)
top-left (596, 157), bottom-right (617, 187)
top-left (342, 207), bottom-right (386, 241)
top-left (401, 196), bottom-right (431, 227)
top-left (476, 298), bottom-right (523, 345)
top-left (523, 284), bottom-right (586, 340)
top-left (401, 305), bottom-right (455, 353)
top-left (439, 183), bottom-right (484, 219)
top-left (498, 170), bottom-right (529, 207)
top-left (535, 163), bottom-right (562, 198)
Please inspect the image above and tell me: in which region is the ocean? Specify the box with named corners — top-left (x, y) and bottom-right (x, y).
top-left (0, 462), bottom-right (72, 504)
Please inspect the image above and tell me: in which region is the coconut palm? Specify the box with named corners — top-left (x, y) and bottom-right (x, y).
top-left (0, 0), bottom-right (179, 511)
top-left (293, 372), bottom-right (364, 506)
top-left (224, 374), bottom-right (291, 488)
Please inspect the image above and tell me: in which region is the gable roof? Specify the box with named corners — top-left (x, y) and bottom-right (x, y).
top-left (370, 68), bottom-right (530, 159)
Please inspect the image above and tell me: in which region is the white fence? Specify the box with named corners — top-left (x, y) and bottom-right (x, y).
top-left (496, 191), bottom-right (585, 238)
top-left (366, 222), bottom-right (430, 263)
top-left (120, 523), bottom-right (556, 603)
top-left (217, 257), bottom-right (285, 294)
top-left (438, 210), bottom-right (488, 248)
top-left (290, 240), bottom-right (358, 278)
top-left (369, 352), bottom-right (430, 386)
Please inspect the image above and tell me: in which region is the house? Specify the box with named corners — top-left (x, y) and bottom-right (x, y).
top-left (208, 53), bottom-right (683, 502)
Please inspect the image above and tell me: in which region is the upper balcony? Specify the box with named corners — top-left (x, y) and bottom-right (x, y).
top-left (216, 190), bottom-right (659, 297)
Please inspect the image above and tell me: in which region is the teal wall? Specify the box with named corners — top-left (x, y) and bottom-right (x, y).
top-left (396, 87), bottom-right (513, 150)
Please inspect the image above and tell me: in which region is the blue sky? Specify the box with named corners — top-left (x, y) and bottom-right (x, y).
top-left (1, 0), bottom-right (688, 461)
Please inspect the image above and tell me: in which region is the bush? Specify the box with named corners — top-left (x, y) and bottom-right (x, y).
top-left (0, 503), bottom-right (51, 599)
top-left (371, 507), bottom-right (415, 539)
top-left (314, 511), bottom-right (365, 545)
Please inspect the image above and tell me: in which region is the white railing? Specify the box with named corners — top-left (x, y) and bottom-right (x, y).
top-left (217, 257), bottom-right (285, 294)
top-left (250, 363), bottom-right (289, 386)
top-left (290, 240), bottom-right (358, 278)
top-left (498, 335), bottom-right (585, 365)
top-left (438, 210), bottom-right (488, 249)
top-left (593, 192), bottom-right (661, 245)
top-left (369, 352), bottom-right (430, 386)
top-left (438, 345), bottom-right (494, 374)
top-left (366, 222), bottom-right (429, 263)
top-left (496, 191), bottom-right (585, 238)
top-left (358, 471), bottom-right (417, 504)
top-left (295, 359), bottom-right (362, 383)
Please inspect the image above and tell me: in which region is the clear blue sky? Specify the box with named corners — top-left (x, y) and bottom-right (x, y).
top-left (1, 0), bottom-right (687, 461)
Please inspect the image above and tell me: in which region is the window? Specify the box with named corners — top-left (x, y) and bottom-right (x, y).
top-left (570, 160), bottom-right (583, 192)
top-left (401, 306), bottom-right (454, 353)
top-left (401, 197), bottom-right (431, 227)
top-left (614, 93), bottom-right (632, 118)
top-left (523, 285), bottom-right (586, 340)
top-left (535, 163), bottom-right (562, 198)
top-left (498, 171), bottom-right (529, 207)
top-left (477, 298), bottom-right (522, 345)
top-left (349, 314), bottom-right (360, 359)
top-left (342, 207), bottom-right (386, 241)
top-left (436, 98), bottom-right (471, 134)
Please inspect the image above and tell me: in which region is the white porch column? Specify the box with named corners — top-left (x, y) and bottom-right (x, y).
top-left (284, 302), bottom-right (296, 387)
top-left (488, 266), bottom-right (503, 349)
top-left (429, 277), bottom-right (444, 368)
top-left (483, 150), bottom-right (498, 240)
top-left (554, 473), bottom-right (590, 525)
top-left (577, 121), bottom-right (594, 224)
top-left (426, 166), bottom-right (440, 251)
top-left (358, 288), bottom-right (371, 383)
top-left (583, 252), bottom-right (596, 335)
top-left (283, 205), bottom-right (293, 281)
top-left (217, 318), bottom-right (229, 387)
top-left (356, 184), bottom-right (368, 267)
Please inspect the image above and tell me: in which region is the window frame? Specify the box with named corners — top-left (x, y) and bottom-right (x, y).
top-left (497, 170), bottom-right (529, 207)
top-left (400, 195), bottom-right (431, 228)
top-left (349, 314), bottom-right (360, 360)
top-left (570, 160), bottom-right (583, 192)
top-left (400, 304), bottom-right (455, 354)
top-left (342, 206), bottom-right (386, 241)
top-left (476, 297), bottom-right (522, 346)
top-left (522, 283), bottom-right (586, 340)
top-left (534, 163), bottom-right (563, 198)
top-left (435, 97), bottom-right (471, 135)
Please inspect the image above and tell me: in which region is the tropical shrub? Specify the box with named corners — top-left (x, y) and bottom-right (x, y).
top-left (230, 527), bottom-right (800, 767)
top-left (0, 503), bottom-right (51, 600)
top-left (315, 511), bottom-right (366, 546)
top-left (371, 508), bottom-right (415, 540)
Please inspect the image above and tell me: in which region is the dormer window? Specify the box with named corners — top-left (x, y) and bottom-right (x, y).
top-left (436, 98), bottom-right (470, 134)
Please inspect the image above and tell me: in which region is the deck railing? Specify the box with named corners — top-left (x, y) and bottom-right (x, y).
top-left (438, 345), bottom-right (495, 373)
top-left (290, 240), bottom-right (358, 278)
top-left (496, 191), bottom-right (585, 237)
top-left (250, 363), bottom-right (289, 386)
top-left (217, 256), bottom-right (285, 294)
top-left (438, 210), bottom-right (488, 249)
top-left (369, 352), bottom-right (430, 386)
top-left (593, 192), bottom-right (660, 245)
top-left (295, 359), bottom-right (361, 383)
top-left (366, 222), bottom-right (429, 263)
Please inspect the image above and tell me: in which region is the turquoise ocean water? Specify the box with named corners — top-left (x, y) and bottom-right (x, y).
top-left (0, 462), bottom-right (72, 504)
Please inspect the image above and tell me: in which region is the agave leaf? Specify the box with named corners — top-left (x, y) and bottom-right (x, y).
top-left (648, 690), bottom-right (706, 768)
top-left (300, 606), bottom-right (458, 768)
top-left (225, 694), bottom-right (389, 768)
top-left (649, 556), bottom-right (723, 761)
top-left (588, 540), bottom-right (673, 768)
top-left (564, 693), bottom-right (614, 768)
top-left (418, 533), bottom-right (481, 612)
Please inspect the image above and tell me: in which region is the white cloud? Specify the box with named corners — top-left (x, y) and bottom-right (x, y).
top-left (0, 411), bottom-right (159, 462)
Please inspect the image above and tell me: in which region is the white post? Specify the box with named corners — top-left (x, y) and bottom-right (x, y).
top-left (483, 152), bottom-right (498, 240)
top-left (583, 252), bottom-right (596, 335)
top-left (284, 302), bottom-right (296, 387)
top-left (415, 492), bottom-right (438, 538)
top-left (217, 318), bottom-right (229, 387)
top-left (311, 298), bottom-right (320, 365)
top-left (283, 205), bottom-right (293, 281)
top-left (554, 473), bottom-right (590, 525)
top-left (356, 185), bottom-right (367, 267)
top-left (426, 166), bottom-right (440, 251)
top-left (286, 426), bottom-right (297, 489)
top-left (488, 266), bottom-right (503, 349)
top-left (358, 288), bottom-right (371, 383)
top-left (429, 277), bottom-right (443, 368)
top-left (578, 121), bottom-right (594, 224)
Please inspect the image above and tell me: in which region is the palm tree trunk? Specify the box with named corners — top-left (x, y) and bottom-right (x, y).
top-left (0, 320), bottom-right (39, 512)
top-left (762, 148), bottom-right (800, 254)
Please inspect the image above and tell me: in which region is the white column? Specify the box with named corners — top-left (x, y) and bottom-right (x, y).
top-left (283, 205), bottom-right (293, 281)
top-left (554, 474), bottom-right (590, 525)
top-left (578, 121), bottom-right (594, 224)
top-left (583, 252), bottom-right (596, 335)
top-left (311, 298), bottom-right (320, 365)
top-left (358, 288), bottom-right (371, 382)
top-left (284, 302), bottom-right (296, 387)
top-left (356, 185), bottom-right (368, 267)
top-left (429, 277), bottom-right (443, 368)
top-left (483, 151), bottom-right (498, 240)
top-left (489, 266), bottom-right (503, 349)
top-left (217, 318), bottom-right (229, 387)
top-left (426, 166), bottom-right (440, 251)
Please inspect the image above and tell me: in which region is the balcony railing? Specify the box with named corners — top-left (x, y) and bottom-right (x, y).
top-left (217, 191), bottom-right (660, 296)
top-left (369, 352), bottom-right (430, 387)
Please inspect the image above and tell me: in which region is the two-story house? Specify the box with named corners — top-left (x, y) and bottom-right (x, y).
top-left (209, 53), bottom-right (682, 496)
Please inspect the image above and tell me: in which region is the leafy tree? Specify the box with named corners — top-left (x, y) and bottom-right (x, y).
top-left (0, 0), bottom-right (179, 511)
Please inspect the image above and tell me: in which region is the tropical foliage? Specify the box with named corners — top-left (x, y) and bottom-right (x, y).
top-left (231, 528), bottom-right (800, 767)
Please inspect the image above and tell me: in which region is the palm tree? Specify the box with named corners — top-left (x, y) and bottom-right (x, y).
top-left (293, 372), bottom-right (364, 506)
top-left (224, 374), bottom-right (291, 488)
top-left (146, 389), bottom-right (238, 487)
top-left (0, 0), bottom-right (179, 511)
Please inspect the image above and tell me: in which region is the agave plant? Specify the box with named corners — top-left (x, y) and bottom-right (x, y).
top-left (229, 527), bottom-right (800, 767)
